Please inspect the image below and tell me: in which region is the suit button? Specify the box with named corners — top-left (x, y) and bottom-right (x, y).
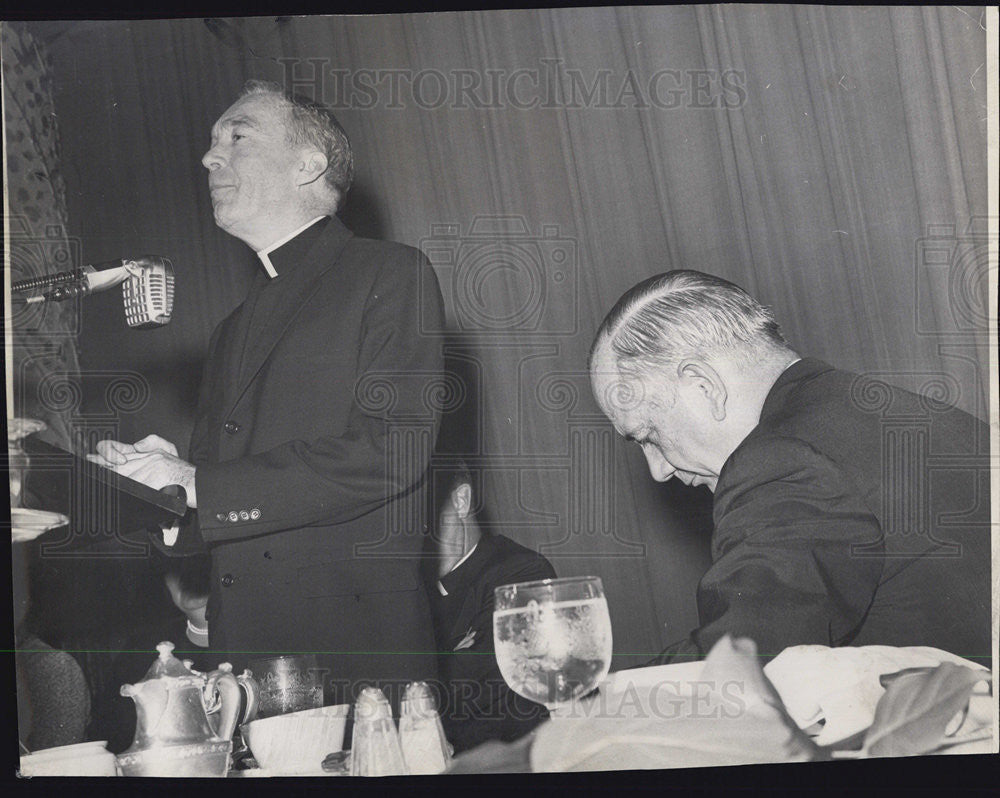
top-left (250, 508), bottom-right (261, 520)
top-left (239, 510), bottom-right (250, 521)
top-left (228, 511), bottom-right (239, 523)
top-left (216, 512), bottom-right (227, 522)
top-left (224, 420), bottom-right (240, 434)
top-left (221, 573), bottom-right (235, 587)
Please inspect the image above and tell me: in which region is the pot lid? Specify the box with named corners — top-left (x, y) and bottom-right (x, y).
top-left (138, 641), bottom-right (199, 683)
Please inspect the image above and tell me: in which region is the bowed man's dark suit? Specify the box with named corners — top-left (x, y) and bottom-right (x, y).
top-left (180, 216), bottom-right (446, 704)
top-left (659, 358), bottom-right (991, 666)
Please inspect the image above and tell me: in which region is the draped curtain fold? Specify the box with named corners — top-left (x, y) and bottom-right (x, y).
top-left (16, 6), bottom-right (988, 665)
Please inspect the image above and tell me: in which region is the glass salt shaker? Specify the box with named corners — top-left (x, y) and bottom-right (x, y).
top-left (350, 687), bottom-right (407, 776)
top-left (399, 681), bottom-right (452, 775)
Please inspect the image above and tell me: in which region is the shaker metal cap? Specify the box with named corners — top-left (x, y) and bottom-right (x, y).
top-left (354, 686), bottom-right (393, 720)
top-left (401, 681), bottom-right (437, 715)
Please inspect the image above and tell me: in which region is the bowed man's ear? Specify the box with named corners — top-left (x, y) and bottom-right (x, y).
top-left (677, 359), bottom-right (728, 421)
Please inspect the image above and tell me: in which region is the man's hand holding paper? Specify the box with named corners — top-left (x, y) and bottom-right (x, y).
top-left (87, 434), bottom-right (197, 509)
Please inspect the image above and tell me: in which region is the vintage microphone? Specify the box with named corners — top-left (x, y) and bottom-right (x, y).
top-left (12, 256), bottom-right (174, 328)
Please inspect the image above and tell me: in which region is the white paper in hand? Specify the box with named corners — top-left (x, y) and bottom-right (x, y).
top-left (162, 523), bottom-right (180, 547)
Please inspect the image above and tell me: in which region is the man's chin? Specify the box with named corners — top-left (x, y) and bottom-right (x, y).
top-left (687, 474), bottom-right (718, 492)
top-left (212, 209), bottom-right (235, 232)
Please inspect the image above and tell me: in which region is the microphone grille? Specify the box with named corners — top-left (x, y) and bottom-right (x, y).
top-left (123, 257), bottom-right (174, 328)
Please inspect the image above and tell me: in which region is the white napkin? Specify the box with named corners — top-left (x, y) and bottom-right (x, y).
top-left (601, 660), bottom-right (707, 696)
top-left (530, 637), bottom-right (818, 772)
top-left (10, 508), bottom-right (70, 542)
top-left (762, 645), bottom-right (990, 746)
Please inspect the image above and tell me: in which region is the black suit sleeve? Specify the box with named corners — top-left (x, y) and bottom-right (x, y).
top-left (193, 250), bottom-right (444, 543)
top-left (656, 436), bottom-right (885, 664)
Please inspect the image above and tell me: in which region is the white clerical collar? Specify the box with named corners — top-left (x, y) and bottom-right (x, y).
top-left (256, 216), bottom-right (326, 278)
top-left (436, 542), bottom-right (479, 596)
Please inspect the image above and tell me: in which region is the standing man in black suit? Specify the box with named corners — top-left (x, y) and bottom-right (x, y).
top-left (589, 270), bottom-right (991, 666)
top-left (90, 80), bottom-right (445, 704)
top-left (426, 461), bottom-right (556, 752)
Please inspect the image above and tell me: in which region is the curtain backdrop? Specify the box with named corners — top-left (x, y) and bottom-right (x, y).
top-left (3, 22), bottom-right (81, 449)
top-left (16, 6), bottom-right (989, 667)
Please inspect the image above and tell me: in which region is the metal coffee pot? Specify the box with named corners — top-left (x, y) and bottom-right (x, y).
top-left (117, 642), bottom-right (242, 777)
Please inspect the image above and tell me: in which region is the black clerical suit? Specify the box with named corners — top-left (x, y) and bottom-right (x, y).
top-left (659, 358), bottom-right (991, 666)
top-left (179, 215), bottom-right (445, 704)
top-left (429, 532), bottom-right (557, 753)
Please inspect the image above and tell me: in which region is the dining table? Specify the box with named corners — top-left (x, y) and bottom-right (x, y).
top-left (446, 636), bottom-right (994, 774)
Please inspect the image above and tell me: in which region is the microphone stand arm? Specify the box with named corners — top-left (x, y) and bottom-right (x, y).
top-left (12, 264), bottom-right (135, 304)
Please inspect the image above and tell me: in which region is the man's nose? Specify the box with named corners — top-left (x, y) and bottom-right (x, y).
top-left (202, 145), bottom-right (222, 170)
top-left (643, 448), bottom-right (676, 483)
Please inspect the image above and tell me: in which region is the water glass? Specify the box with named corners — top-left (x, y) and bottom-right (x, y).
top-left (493, 576), bottom-right (612, 712)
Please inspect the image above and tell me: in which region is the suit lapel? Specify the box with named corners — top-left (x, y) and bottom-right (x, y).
top-left (221, 274), bottom-right (267, 408)
top-left (442, 535), bottom-right (501, 648)
top-left (448, 590), bottom-right (482, 649)
top-left (205, 302), bottom-right (254, 428)
top-left (227, 218), bottom-right (353, 416)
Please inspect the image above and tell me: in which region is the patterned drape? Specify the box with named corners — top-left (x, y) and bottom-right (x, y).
top-left (3, 21), bottom-right (81, 449)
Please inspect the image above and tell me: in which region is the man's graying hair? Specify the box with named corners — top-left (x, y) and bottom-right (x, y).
top-left (590, 270), bottom-right (792, 376)
top-left (240, 79), bottom-right (354, 209)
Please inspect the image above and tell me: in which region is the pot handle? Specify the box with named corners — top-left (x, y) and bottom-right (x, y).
top-left (236, 669), bottom-right (260, 724)
top-left (204, 667), bottom-right (241, 742)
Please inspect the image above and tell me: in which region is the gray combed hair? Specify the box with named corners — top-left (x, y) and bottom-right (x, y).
top-left (240, 79), bottom-right (354, 208)
top-left (590, 270), bottom-right (791, 375)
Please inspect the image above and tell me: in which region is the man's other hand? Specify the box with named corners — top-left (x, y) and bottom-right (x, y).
top-left (87, 435), bottom-right (197, 508)
top-left (445, 735), bottom-right (534, 774)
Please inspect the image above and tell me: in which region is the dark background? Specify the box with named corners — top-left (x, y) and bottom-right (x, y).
top-left (5, 7), bottom-right (990, 749)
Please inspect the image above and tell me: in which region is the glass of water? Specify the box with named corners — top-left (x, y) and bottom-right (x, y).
top-left (493, 576), bottom-right (612, 712)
